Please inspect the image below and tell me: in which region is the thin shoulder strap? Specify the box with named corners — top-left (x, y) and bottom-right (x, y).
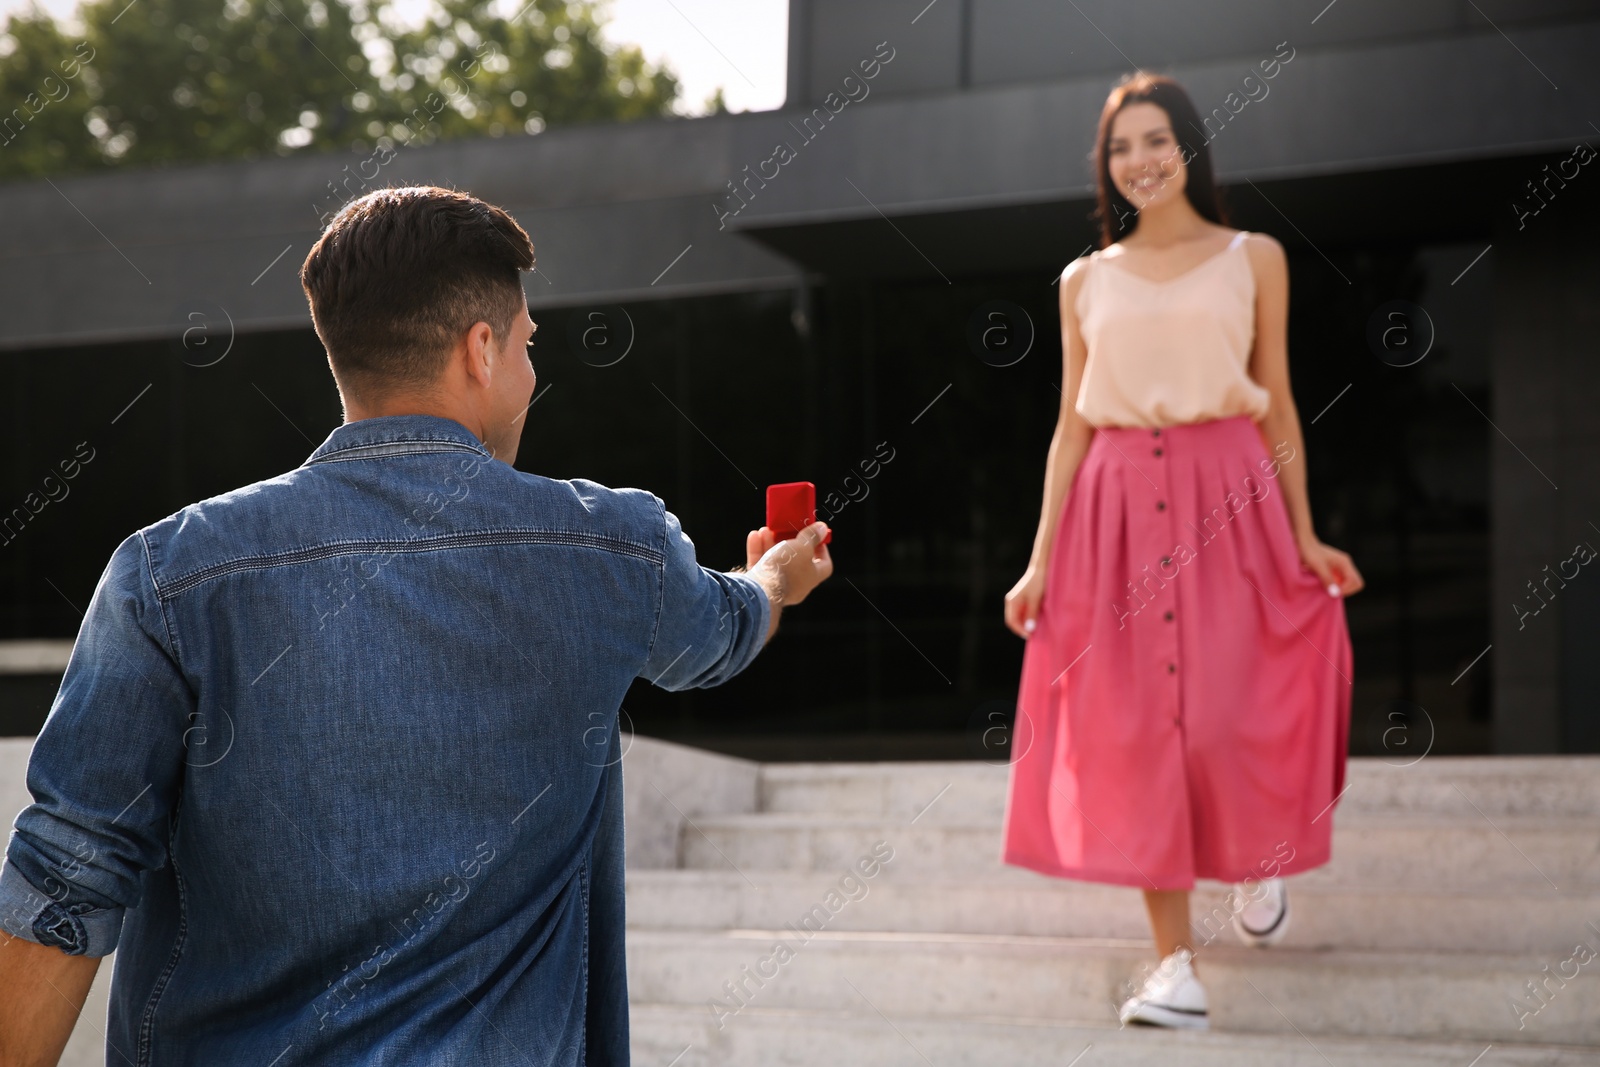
top-left (1228, 230), bottom-right (1250, 250)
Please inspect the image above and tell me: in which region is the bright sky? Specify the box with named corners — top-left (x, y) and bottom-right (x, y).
top-left (601, 0), bottom-right (788, 114)
top-left (0, 0), bottom-right (788, 114)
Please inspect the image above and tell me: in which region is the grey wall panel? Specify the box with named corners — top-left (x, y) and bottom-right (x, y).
top-left (3, 15), bottom-right (1595, 350)
top-left (970, 0), bottom-right (1300, 87)
top-left (966, 0), bottom-right (1472, 88)
top-left (0, 112), bottom-right (801, 351)
top-left (801, 0), bottom-right (963, 102)
top-left (793, 0), bottom-right (1600, 94)
top-left (1473, 0), bottom-right (1600, 20)
top-left (510, 194), bottom-right (803, 310)
top-left (731, 19), bottom-right (1600, 228)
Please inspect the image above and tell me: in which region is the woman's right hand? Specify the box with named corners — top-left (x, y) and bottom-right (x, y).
top-left (1004, 564), bottom-right (1048, 639)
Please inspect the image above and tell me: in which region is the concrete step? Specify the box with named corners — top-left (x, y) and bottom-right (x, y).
top-left (626, 868), bottom-right (1600, 954)
top-left (625, 929), bottom-right (1598, 1047)
top-left (756, 756), bottom-right (1600, 821)
top-left (629, 1003), bottom-right (1596, 1067)
top-left (677, 812), bottom-right (1596, 888)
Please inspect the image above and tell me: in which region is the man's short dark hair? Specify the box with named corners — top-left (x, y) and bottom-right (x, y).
top-left (300, 185), bottom-right (535, 393)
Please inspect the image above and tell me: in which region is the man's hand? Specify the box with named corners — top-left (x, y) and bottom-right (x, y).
top-left (745, 525), bottom-right (779, 571)
top-left (741, 522), bottom-right (833, 643)
top-left (0, 931), bottom-right (101, 1067)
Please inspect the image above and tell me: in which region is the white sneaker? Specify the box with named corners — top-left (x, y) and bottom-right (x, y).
top-left (1117, 946), bottom-right (1209, 1029)
top-left (1231, 876), bottom-right (1290, 947)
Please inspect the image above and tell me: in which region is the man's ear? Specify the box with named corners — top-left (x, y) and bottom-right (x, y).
top-left (461, 321), bottom-right (497, 387)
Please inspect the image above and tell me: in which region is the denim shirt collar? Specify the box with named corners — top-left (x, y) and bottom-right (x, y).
top-left (304, 414), bottom-right (495, 467)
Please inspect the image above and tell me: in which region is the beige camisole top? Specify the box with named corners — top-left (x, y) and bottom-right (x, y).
top-left (1071, 229), bottom-right (1272, 429)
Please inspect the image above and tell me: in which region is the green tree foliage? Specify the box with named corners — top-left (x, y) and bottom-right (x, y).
top-left (0, 7), bottom-right (98, 176)
top-left (0, 0), bottom-right (679, 181)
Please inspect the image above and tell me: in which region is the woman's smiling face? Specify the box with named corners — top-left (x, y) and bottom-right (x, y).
top-left (1106, 101), bottom-right (1188, 212)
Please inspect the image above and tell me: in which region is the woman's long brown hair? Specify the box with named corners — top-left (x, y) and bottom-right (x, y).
top-left (1092, 73), bottom-right (1229, 249)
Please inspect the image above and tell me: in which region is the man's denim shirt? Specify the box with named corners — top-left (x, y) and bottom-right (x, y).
top-left (0, 414), bottom-right (770, 1065)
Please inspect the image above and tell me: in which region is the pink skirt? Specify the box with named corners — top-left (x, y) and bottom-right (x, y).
top-left (1000, 414), bottom-right (1353, 890)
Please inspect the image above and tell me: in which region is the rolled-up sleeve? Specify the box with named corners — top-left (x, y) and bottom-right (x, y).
top-left (640, 497), bottom-right (771, 691)
top-left (0, 531), bottom-right (191, 957)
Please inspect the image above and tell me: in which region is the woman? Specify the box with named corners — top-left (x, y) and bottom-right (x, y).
top-left (999, 72), bottom-right (1363, 1030)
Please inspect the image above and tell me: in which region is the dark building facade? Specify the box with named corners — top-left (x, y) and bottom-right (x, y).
top-left (2, 0), bottom-right (1597, 759)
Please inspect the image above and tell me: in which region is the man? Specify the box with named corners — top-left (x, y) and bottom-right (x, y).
top-left (0, 185), bottom-right (832, 1065)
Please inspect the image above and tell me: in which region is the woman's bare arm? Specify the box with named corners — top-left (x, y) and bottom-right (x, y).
top-left (1245, 232), bottom-right (1365, 595)
top-left (1028, 258), bottom-right (1098, 568)
top-left (1244, 233), bottom-right (1317, 543)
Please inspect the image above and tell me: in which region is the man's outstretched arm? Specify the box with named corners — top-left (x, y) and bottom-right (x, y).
top-left (640, 501), bottom-right (832, 691)
top-left (0, 932), bottom-right (99, 1067)
top-left (736, 521), bottom-right (833, 645)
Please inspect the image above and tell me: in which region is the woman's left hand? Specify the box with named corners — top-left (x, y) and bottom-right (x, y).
top-left (1297, 535), bottom-right (1364, 597)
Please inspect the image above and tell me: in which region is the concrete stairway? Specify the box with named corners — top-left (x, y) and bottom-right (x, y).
top-left (622, 740), bottom-right (1600, 1066)
top-left (10, 735), bottom-right (1598, 1065)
